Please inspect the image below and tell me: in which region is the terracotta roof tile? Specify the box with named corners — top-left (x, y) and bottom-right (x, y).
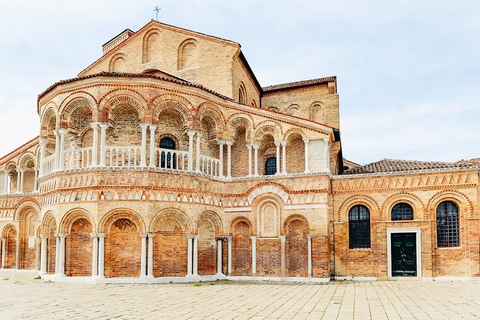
top-left (38, 71), bottom-right (232, 106)
top-left (262, 76), bottom-right (336, 92)
top-left (344, 158), bottom-right (478, 175)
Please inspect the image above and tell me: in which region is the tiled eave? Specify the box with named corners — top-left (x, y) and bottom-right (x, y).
top-left (333, 166), bottom-right (480, 180)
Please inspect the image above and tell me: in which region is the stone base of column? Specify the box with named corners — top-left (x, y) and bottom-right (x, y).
top-left (184, 274), bottom-right (201, 282)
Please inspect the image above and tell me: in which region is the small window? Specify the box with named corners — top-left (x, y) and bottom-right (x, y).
top-left (436, 201), bottom-right (459, 247)
top-left (391, 203), bottom-right (414, 221)
top-left (349, 205), bottom-right (370, 249)
top-left (265, 157), bottom-right (276, 175)
top-left (159, 137), bottom-right (176, 169)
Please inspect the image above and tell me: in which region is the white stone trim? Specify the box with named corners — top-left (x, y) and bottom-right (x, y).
top-left (386, 227), bottom-right (422, 278)
top-left (247, 185), bottom-right (288, 204)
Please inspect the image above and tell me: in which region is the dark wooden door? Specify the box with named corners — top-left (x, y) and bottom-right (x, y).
top-left (391, 233), bottom-right (417, 277)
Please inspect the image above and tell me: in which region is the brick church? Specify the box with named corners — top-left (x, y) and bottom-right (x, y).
top-left (0, 20), bottom-right (478, 282)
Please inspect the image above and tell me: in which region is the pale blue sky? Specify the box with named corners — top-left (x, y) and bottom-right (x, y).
top-left (0, 0), bottom-right (478, 164)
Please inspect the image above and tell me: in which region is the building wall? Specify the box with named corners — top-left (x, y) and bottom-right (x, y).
top-left (261, 83), bottom-right (340, 129)
top-left (332, 170), bottom-right (480, 279)
top-left (79, 21), bottom-right (240, 100)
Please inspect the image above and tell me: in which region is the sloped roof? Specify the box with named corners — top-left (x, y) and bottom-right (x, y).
top-left (344, 158), bottom-right (478, 175)
top-left (37, 71), bottom-right (232, 106)
top-left (263, 76), bottom-right (336, 93)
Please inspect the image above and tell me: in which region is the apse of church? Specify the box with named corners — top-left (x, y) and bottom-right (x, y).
top-left (0, 19), bottom-right (478, 283)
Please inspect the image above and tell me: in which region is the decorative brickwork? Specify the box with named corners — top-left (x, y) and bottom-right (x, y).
top-left (0, 19), bottom-right (478, 284)
top-left (232, 221), bottom-right (252, 276)
top-left (65, 218), bottom-right (93, 276)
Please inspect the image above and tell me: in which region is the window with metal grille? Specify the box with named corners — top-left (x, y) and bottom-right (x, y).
top-left (391, 203), bottom-right (414, 221)
top-left (265, 157), bottom-right (276, 175)
top-left (159, 137), bottom-right (176, 169)
top-left (436, 201), bottom-right (459, 247)
top-left (349, 205), bottom-right (370, 249)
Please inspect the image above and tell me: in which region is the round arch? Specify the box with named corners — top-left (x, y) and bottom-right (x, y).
top-left (337, 194), bottom-right (379, 222)
top-left (195, 210), bottom-right (223, 234)
top-left (150, 94), bottom-right (194, 127)
top-left (149, 208), bottom-right (191, 233)
top-left (1, 224), bottom-right (17, 238)
top-left (98, 88), bottom-right (148, 122)
top-left (381, 192), bottom-right (425, 221)
top-left (40, 211), bottom-right (57, 236)
top-left (58, 208), bottom-right (96, 233)
top-left (98, 208), bottom-right (146, 233)
top-left (226, 113), bottom-right (254, 142)
top-left (254, 120), bottom-right (283, 142)
top-left (14, 199), bottom-right (40, 221)
top-left (427, 190), bottom-right (473, 220)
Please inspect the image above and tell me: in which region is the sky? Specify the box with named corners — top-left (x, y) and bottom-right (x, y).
top-left (0, 0), bottom-right (479, 165)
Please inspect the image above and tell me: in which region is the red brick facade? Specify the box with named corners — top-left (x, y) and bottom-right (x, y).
top-left (0, 20), bottom-right (478, 284)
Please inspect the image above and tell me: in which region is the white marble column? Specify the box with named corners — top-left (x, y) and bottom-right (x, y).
top-left (303, 139), bottom-right (310, 173)
top-left (323, 137), bottom-right (330, 172)
top-left (1, 238), bottom-right (5, 268)
top-left (54, 130), bottom-right (60, 170)
top-left (99, 124), bottom-right (108, 167)
top-left (54, 233), bottom-right (60, 274)
top-left (97, 233), bottom-right (106, 278)
top-left (216, 140), bottom-right (225, 177)
top-left (186, 234), bottom-right (194, 276)
top-left (40, 236), bottom-right (47, 274)
top-left (274, 141), bottom-right (281, 175)
top-left (253, 144), bottom-right (259, 176)
top-left (187, 131), bottom-right (195, 172)
top-left (35, 238), bottom-right (41, 271)
top-left (140, 233), bottom-right (147, 278)
top-left (226, 141), bottom-right (233, 179)
top-left (140, 124), bottom-right (148, 167)
top-left (226, 236), bottom-right (233, 276)
top-left (58, 128), bottom-right (67, 171)
top-left (15, 237), bottom-right (20, 269)
top-left (16, 169), bottom-right (23, 194)
top-left (149, 125), bottom-right (157, 167)
top-left (3, 170), bottom-right (8, 195)
top-left (281, 141), bottom-right (287, 175)
top-left (280, 235), bottom-right (286, 278)
top-left (90, 233), bottom-right (98, 277)
top-left (251, 236), bottom-right (257, 277)
top-left (90, 123), bottom-right (99, 167)
top-left (195, 132), bottom-right (203, 172)
top-left (39, 139), bottom-right (47, 177)
top-left (147, 233), bottom-right (155, 279)
top-left (216, 239), bottom-right (223, 275)
top-left (193, 235), bottom-right (199, 276)
top-left (58, 233), bottom-right (67, 276)
top-left (307, 235), bottom-right (313, 278)
top-left (246, 144), bottom-right (253, 177)
top-left (33, 167), bottom-right (39, 192)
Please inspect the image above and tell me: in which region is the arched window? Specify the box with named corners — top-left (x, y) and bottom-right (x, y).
top-left (238, 83), bottom-right (246, 104)
top-left (265, 157), bottom-right (276, 175)
top-left (436, 201), bottom-right (459, 247)
top-left (349, 205), bottom-right (370, 249)
top-left (159, 137), bottom-right (176, 169)
top-left (391, 203), bottom-right (414, 221)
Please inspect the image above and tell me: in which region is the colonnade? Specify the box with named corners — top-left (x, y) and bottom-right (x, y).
top-left (30, 233), bottom-right (318, 279)
top-left (0, 167), bottom-right (39, 195)
top-left (37, 124), bottom-right (331, 179)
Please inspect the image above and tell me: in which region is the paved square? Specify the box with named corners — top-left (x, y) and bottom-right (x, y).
top-left (1, 271), bottom-right (480, 319)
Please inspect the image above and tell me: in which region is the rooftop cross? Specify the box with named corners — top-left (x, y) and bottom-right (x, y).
top-left (153, 6), bottom-right (161, 20)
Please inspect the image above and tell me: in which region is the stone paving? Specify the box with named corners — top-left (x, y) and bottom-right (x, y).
top-left (1, 271), bottom-right (480, 319)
